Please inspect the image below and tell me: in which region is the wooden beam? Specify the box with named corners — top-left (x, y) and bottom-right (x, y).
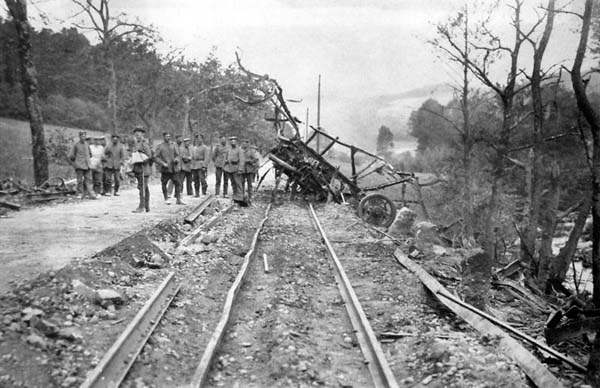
top-left (184, 195), bottom-right (215, 224)
top-left (0, 200), bottom-right (21, 210)
top-left (394, 249), bottom-right (579, 386)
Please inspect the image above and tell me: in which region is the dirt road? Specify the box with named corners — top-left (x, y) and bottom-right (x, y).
top-left (0, 180), bottom-right (209, 294)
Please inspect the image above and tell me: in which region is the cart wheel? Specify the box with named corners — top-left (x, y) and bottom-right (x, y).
top-left (357, 193), bottom-right (397, 228)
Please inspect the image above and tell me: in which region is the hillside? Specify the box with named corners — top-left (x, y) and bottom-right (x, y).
top-left (0, 118), bottom-right (105, 183)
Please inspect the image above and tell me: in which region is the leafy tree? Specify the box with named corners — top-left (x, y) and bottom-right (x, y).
top-left (376, 125), bottom-right (394, 157)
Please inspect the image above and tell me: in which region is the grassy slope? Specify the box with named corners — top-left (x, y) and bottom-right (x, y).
top-left (0, 117), bottom-right (105, 184)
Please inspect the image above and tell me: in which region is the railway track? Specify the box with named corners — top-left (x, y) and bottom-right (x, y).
top-left (80, 198), bottom-right (546, 388)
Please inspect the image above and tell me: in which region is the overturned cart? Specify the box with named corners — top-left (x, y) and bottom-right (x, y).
top-left (234, 55), bottom-right (413, 227)
top-left (267, 127), bottom-right (414, 227)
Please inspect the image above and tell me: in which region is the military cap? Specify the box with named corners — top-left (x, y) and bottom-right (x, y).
top-left (183, 137), bottom-right (191, 142)
top-left (229, 136), bottom-right (238, 140)
top-left (133, 126), bottom-right (145, 133)
top-left (111, 134), bottom-right (120, 139)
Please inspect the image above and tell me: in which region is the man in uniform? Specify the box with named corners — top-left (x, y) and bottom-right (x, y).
top-left (154, 132), bottom-right (184, 205)
top-left (191, 133), bottom-right (209, 197)
top-left (131, 126), bottom-right (152, 213)
top-left (103, 134), bottom-right (125, 196)
top-left (223, 136), bottom-right (245, 202)
top-left (212, 135), bottom-right (229, 197)
top-left (89, 136), bottom-right (105, 195)
top-left (68, 131), bottom-right (96, 199)
top-left (243, 140), bottom-right (260, 201)
top-left (180, 137), bottom-right (193, 196)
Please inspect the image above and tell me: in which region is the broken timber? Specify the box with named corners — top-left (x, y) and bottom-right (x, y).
top-left (394, 248), bottom-right (578, 387)
top-left (0, 200), bottom-right (21, 210)
top-left (179, 203), bottom-right (234, 246)
top-left (184, 195), bottom-right (215, 224)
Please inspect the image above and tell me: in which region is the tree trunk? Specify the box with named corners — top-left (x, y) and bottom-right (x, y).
top-left (523, 0), bottom-right (556, 275)
top-left (537, 163), bottom-right (560, 285)
top-left (107, 56), bottom-right (118, 134)
top-left (6, 0), bottom-right (49, 186)
top-left (570, 0), bottom-right (600, 382)
top-left (182, 96), bottom-right (190, 137)
top-left (549, 197), bottom-right (590, 284)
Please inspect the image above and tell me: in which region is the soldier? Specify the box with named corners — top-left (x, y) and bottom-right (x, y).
top-left (154, 132), bottom-right (184, 205)
top-left (191, 134), bottom-right (209, 197)
top-left (243, 141), bottom-right (260, 201)
top-left (103, 134), bottom-right (125, 196)
top-left (89, 136), bottom-right (105, 195)
top-left (223, 136), bottom-right (245, 202)
top-left (212, 135), bottom-right (229, 197)
top-left (68, 131), bottom-right (96, 199)
top-left (131, 126), bottom-right (152, 213)
top-left (180, 137), bottom-right (193, 196)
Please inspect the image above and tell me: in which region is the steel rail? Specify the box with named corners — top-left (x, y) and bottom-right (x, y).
top-left (308, 204), bottom-right (399, 388)
top-left (179, 203), bottom-right (235, 246)
top-left (188, 204), bottom-right (272, 388)
top-left (80, 272), bottom-right (181, 388)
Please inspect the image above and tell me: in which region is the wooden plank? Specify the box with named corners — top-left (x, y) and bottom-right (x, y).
top-left (184, 195), bottom-right (215, 224)
top-left (0, 200), bottom-right (21, 210)
top-left (394, 248), bottom-right (570, 387)
top-left (179, 203), bottom-right (234, 246)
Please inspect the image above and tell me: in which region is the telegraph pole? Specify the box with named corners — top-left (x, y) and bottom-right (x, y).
top-left (305, 108), bottom-right (309, 141)
top-left (316, 74), bottom-right (321, 152)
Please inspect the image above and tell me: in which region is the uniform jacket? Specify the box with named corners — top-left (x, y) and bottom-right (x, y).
top-left (212, 143), bottom-right (228, 168)
top-left (224, 146), bottom-right (245, 173)
top-left (132, 139), bottom-right (152, 176)
top-left (68, 141), bottom-right (91, 170)
top-left (104, 143), bottom-right (125, 170)
top-left (191, 144), bottom-right (210, 170)
top-left (154, 142), bottom-right (180, 173)
top-left (243, 148), bottom-right (260, 174)
top-left (180, 145), bottom-right (192, 172)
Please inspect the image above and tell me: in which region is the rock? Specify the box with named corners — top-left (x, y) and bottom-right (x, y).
top-left (8, 322), bottom-right (20, 332)
top-left (413, 221), bottom-right (444, 248)
top-left (182, 224), bottom-right (192, 231)
top-left (147, 254), bottom-right (165, 269)
top-left (30, 316), bottom-right (59, 337)
top-left (89, 315), bottom-right (99, 324)
top-left (26, 333), bottom-right (47, 349)
top-left (107, 271), bottom-right (116, 278)
top-left (200, 233), bottom-right (219, 245)
top-left (119, 275), bottom-right (131, 285)
top-left (298, 361), bottom-right (308, 371)
top-left (94, 289), bottom-right (124, 306)
top-left (21, 307), bottom-right (44, 322)
top-left (431, 245), bottom-right (448, 256)
top-left (427, 340), bottom-right (451, 363)
top-left (72, 279), bottom-right (96, 300)
top-left (422, 375), bottom-right (433, 385)
top-left (387, 207), bottom-right (417, 237)
top-left (62, 376), bottom-right (78, 387)
top-left (2, 315), bottom-right (13, 325)
top-left (57, 327), bottom-right (83, 342)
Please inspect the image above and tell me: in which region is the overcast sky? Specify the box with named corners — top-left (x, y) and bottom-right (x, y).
top-left (3, 0), bottom-right (587, 143)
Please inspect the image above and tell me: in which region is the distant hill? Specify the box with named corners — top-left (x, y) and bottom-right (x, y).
top-left (303, 83), bottom-right (454, 154)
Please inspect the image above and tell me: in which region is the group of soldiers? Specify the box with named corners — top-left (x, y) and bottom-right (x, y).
top-left (69, 126), bottom-right (261, 213)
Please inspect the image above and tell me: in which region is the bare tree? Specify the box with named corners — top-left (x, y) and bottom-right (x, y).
top-left (71, 0), bottom-right (151, 134)
top-left (522, 0), bottom-right (556, 283)
top-left (435, 0), bottom-right (534, 260)
top-left (569, 0), bottom-right (600, 382)
top-left (5, 0), bottom-right (49, 185)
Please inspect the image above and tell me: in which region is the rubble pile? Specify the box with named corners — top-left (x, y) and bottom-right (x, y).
top-left (0, 177), bottom-right (77, 213)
